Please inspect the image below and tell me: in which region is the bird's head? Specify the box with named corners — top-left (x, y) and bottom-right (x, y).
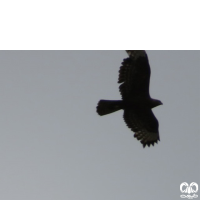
top-left (151, 99), bottom-right (163, 108)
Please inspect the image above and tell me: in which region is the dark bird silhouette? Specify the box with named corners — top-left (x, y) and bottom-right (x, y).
top-left (96, 50), bottom-right (162, 148)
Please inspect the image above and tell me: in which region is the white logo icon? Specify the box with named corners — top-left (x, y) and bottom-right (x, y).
top-left (180, 182), bottom-right (198, 199)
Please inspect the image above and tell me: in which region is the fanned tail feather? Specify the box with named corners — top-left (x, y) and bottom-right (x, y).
top-left (97, 100), bottom-right (123, 116)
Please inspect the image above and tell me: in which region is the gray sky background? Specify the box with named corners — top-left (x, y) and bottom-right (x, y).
top-left (0, 51), bottom-right (199, 200)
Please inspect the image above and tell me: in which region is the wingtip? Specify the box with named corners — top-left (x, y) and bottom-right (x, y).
top-left (126, 50), bottom-right (146, 58)
top-left (141, 140), bottom-right (159, 148)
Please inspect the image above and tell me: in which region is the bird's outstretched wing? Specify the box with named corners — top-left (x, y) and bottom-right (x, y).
top-left (123, 107), bottom-right (160, 147)
top-left (118, 50), bottom-right (151, 100)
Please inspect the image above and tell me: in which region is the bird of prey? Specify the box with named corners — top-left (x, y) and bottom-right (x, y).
top-left (96, 50), bottom-right (162, 148)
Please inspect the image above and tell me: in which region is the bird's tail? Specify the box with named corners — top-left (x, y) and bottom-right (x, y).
top-left (96, 100), bottom-right (123, 116)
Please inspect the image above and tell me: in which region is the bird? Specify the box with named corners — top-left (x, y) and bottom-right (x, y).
top-left (96, 50), bottom-right (162, 148)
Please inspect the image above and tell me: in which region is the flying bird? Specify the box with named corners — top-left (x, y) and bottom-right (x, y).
top-left (96, 50), bottom-right (162, 148)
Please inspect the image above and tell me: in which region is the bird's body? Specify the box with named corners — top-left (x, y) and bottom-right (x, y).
top-left (97, 50), bottom-right (162, 148)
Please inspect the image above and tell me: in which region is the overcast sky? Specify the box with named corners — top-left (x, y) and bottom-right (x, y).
top-left (0, 51), bottom-right (199, 200)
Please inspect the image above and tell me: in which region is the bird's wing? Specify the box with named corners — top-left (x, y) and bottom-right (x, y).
top-left (123, 107), bottom-right (160, 147)
top-left (118, 50), bottom-right (151, 100)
